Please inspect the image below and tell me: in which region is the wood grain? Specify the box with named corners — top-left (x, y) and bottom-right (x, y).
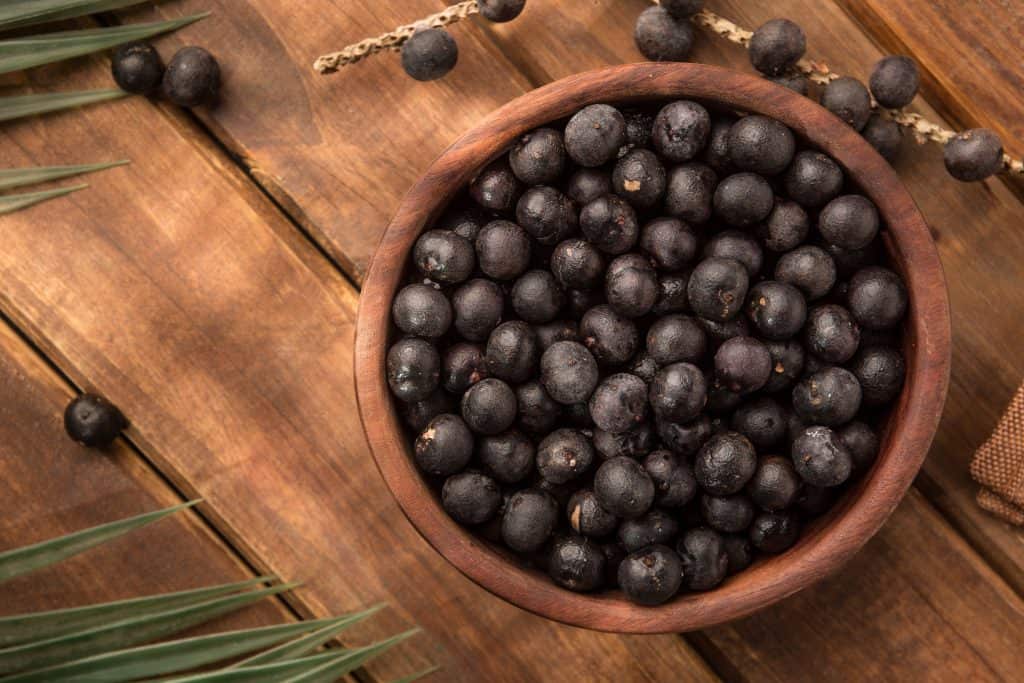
top-left (0, 323), bottom-right (291, 635)
top-left (0, 54), bottom-right (717, 682)
top-left (355, 62), bottom-right (950, 633)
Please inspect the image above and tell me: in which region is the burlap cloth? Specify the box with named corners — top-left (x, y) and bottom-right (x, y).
top-left (971, 384), bottom-right (1024, 525)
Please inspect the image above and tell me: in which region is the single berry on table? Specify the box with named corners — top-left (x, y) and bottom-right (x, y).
top-left (162, 46), bottom-right (220, 106)
top-left (869, 55), bottom-right (919, 109)
top-left (111, 41), bottom-right (164, 95)
top-left (748, 18), bottom-right (806, 76)
top-left (400, 27), bottom-right (458, 81)
top-left (634, 6), bottom-right (695, 62)
top-left (478, 0), bottom-right (526, 22)
top-left (943, 128), bottom-right (1004, 181)
top-left (861, 114), bottom-right (903, 162)
top-left (64, 394), bottom-right (127, 447)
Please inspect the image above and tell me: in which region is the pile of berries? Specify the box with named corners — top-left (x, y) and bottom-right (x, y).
top-left (111, 41), bottom-right (220, 107)
top-left (633, 3), bottom-right (1006, 182)
top-left (387, 99), bottom-right (908, 606)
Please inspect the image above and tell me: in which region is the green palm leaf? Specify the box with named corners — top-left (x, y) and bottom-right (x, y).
top-left (0, 89), bottom-right (127, 123)
top-left (0, 576), bottom-right (275, 648)
top-left (0, 582), bottom-right (297, 675)
top-left (0, 160), bottom-right (128, 191)
top-left (0, 0), bottom-right (153, 31)
top-left (280, 630), bottom-right (420, 683)
top-left (0, 13), bottom-right (208, 75)
top-left (0, 183), bottom-right (88, 214)
top-left (230, 603), bottom-right (385, 668)
top-left (0, 502), bottom-right (198, 584)
top-left (1, 615), bottom-right (364, 683)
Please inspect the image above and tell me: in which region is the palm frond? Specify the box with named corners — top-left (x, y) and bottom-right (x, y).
top-left (0, 576), bottom-right (275, 648)
top-left (0, 501), bottom-right (198, 584)
top-left (0, 13), bottom-right (209, 75)
top-left (0, 183), bottom-right (88, 214)
top-left (0, 0), bottom-right (153, 31)
top-left (0, 88), bottom-right (127, 123)
top-left (0, 160), bottom-right (128, 191)
top-left (280, 630), bottom-right (420, 683)
top-left (1, 616), bottom-right (361, 683)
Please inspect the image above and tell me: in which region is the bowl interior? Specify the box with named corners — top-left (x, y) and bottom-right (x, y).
top-left (354, 63), bottom-right (950, 633)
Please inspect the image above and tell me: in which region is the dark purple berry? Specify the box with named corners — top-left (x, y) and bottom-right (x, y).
top-left (657, 414), bottom-right (712, 456)
top-left (509, 127), bottom-right (565, 184)
top-left (943, 128), bottom-right (1004, 181)
top-left (702, 494), bottom-right (755, 533)
top-left (687, 257), bottom-right (749, 322)
top-left (783, 150), bottom-right (844, 208)
top-left (595, 456), bottom-right (655, 519)
top-left (791, 426), bottom-right (853, 487)
top-left (64, 394), bottom-right (126, 447)
top-left (461, 378), bottom-right (517, 435)
top-left (804, 304), bottom-right (860, 363)
top-left (486, 321), bottom-right (539, 383)
top-left (568, 489), bottom-right (618, 537)
top-left (387, 337), bottom-right (440, 402)
top-left (590, 373), bottom-right (649, 433)
top-left (646, 314), bottom-right (707, 366)
top-left (695, 431), bottom-right (757, 495)
top-left (451, 278), bottom-right (503, 341)
top-left (862, 114), bottom-right (903, 162)
top-left (731, 396), bottom-right (786, 449)
top-left (619, 509), bottom-right (680, 552)
top-left (580, 304), bottom-right (639, 365)
top-left (478, 0), bottom-right (526, 22)
top-left (414, 413), bottom-right (473, 476)
top-left (399, 390), bottom-right (453, 432)
top-left (162, 46), bottom-right (220, 106)
top-left (475, 220), bottom-right (531, 280)
top-left (605, 256), bottom-right (658, 318)
top-left (413, 230), bottom-right (475, 283)
top-left (703, 230), bottom-right (764, 277)
top-left (442, 342), bottom-right (487, 393)
top-left (649, 362), bottom-right (707, 423)
top-left (763, 339), bottom-right (805, 393)
top-left (838, 420), bottom-right (880, 472)
top-left (479, 429), bottom-right (535, 484)
top-left (566, 168), bottom-right (612, 205)
top-left (819, 195), bottom-right (880, 250)
top-left (618, 544), bottom-right (682, 605)
top-left (442, 471), bottom-right (502, 525)
top-left (392, 283), bottom-right (451, 338)
top-left (652, 100), bottom-right (710, 162)
top-left (713, 172), bottom-right (774, 227)
top-left (848, 266), bottom-right (908, 330)
top-left (634, 6), bottom-right (695, 62)
top-left (749, 511), bottom-right (799, 553)
top-left (851, 345), bottom-right (905, 406)
top-left (715, 336), bottom-right (772, 394)
top-left (540, 340), bottom-right (599, 404)
top-left (653, 273), bottom-right (691, 314)
top-left (548, 535), bottom-right (606, 592)
top-left (516, 380), bottom-right (561, 434)
top-left (747, 281), bottom-right (807, 340)
top-left (664, 162), bottom-right (716, 224)
top-left (821, 76), bottom-right (872, 131)
top-left (593, 423), bottom-right (655, 460)
top-left (747, 456), bottom-right (801, 511)
top-left (641, 218), bottom-right (698, 271)
top-left (565, 104), bottom-right (627, 167)
top-left (726, 114), bottom-right (795, 175)
top-left (774, 245), bottom-right (836, 301)
top-left (643, 449), bottom-right (697, 507)
top-left (511, 270), bottom-right (564, 323)
top-left (677, 528), bottom-right (729, 590)
top-left (722, 534), bottom-right (754, 574)
top-left (748, 18), bottom-right (806, 76)
top-left (502, 488), bottom-right (558, 552)
top-left (112, 41), bottom-right (164, 95)
top-left (613, 149), bottom-right (667, 208)
top-left (793, 366), bottom-right (862, 426)
top-left (869, 55), bottom-right (919, 109)
top-left (580, 194), bottom-right (640, 255)
top-left (470, 158), bottom-right (521, 212)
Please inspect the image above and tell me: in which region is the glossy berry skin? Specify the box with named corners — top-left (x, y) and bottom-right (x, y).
top-left (387, 337), bottom-right (440, 402)
top-left (687, 257), bottom-right (749, 322)
top-left (475, 220), bottom-right (531, 281)
top-left (550, 239), bottom-right (604, 290)
top-left (590, 373), bottom-right (649, 433)
top-left (511, 270), bottom-right (563, 324)
top-left (652, 101), bottom-right (710, 163)
top-left (804, 304), bottom-right (860, 363)
top-left (580, 195), bottom-right (640, 255)
top-left (565, 104), bottom-right (627, 167)
top-left (111, 42), bottom-right (164, 95)
top-left (516, 381), bottom-right (561, 434)
top-left (748, 18), bottom-right (806, 76)
top-left (851, 345), bottom-right (906, 406)
top-left (461, 378), bottom-right (517, 435)
top-left (793, 366), bottom-right (862, 427)
top-left (774, 246), bottom-right (837, 301)
top-left (783, 151), bottom-right (844, 208)
top-left (618, 544), bottom-right (683, 605)
top-left (664, 163), bottom-right (717, 224)
top-left (413, 230), bottom-right (475, 283)
top-left (64, 394), bottom-right (126, 447)
top-left (486, 321), bottom-right (539, 383)
top-left (747, 281), bottom-right (807, 340)
top-left (641, 218), bottom-right (698, 270)
top-left (605, 265), bottom-right (657, 320)
top-left (442, 342), bottom-right (487, 394)
top-left (478, 0), bottom-right (526, 22)
top-left (618, 509), bottom-right (680, 552)
top-left (643, 449), bottom-right (697, 507)
top-left (548, 536), bottom-right (606, 592)
top-left (594, 456), bottom-right (656, 519)
top-left (869, 55), bottom-right (919, 109)
top-left (566, 168), bottom-right (612, 205)
top-left (649, 362), bottom-right (707, 424)
top-left (731, 396), bottom-right (786, 449)
top-left (451, 279), bottom-right (503, 342)
top-left (509, 127), bottom-right (565, 185)
top-left (470, 158), bottom-right (521, 212)
top-left (703, 230), bottom-right (763, 277)
top-left (821, 77), bottom-right (872, 131)
top-left (791, 426), bottom-right (853, 487)
top-left (763, 339), bottom-right (805, 393)
top-left (839, 421), bottom-right (880, 471)
top-left (715, 336), bottom-right (772, 394)
top-left (613, 149), bottom-right (667, 209)
top-left (502, 489), bottom-right (559, 552)
top-left (701, 494), bottom-right (755, 533)
top-left (819, 195), bottom-right (880, 250)
top-left (646, 314), bottom-right (706, 366)
top-left (749, 512), bottom-right (800, 553)
top-left (540, 341), bottom-right (599, 405)
top-left (413, 413), bottom-right (473, 479)
top-left (713, 173), bottom-right (774, 227)
top-left (657, 414), bottom-right (712, 456)
top-left (162, 46), bottom-right (220, 106)
top-left (694, 431), bottom-right (758, 495)
top-left (568, 488), bottom-right (619, 537)
top-left (726, 114), bottom-right (795, 175)
top-left (677, 528), bottom-right (729, 590)
top-left (515, 186), bottom-right (576, 246)
top-left (580, 305), bottom-right (639, 366)
top-left (537, 428), bottom-right (596, 484)
top-left (442, 472), bottom-right (502, 525)
top-left (634, 6), bottom-right (695, 62)
top-left (593, 423), bottom-right (655, 460)
top-left (392, 283), bottom-right (451, 339)
top-left (747, 456), bottom-right (801, 511)
top-left (943, 128), bottom-right (1004, 181)
top-left (847, 266), bottom-right (908, 330)
top-left (479, 430), bottom-right (535, 484)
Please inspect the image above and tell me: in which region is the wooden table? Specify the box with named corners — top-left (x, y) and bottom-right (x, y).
top-left (1, 1), bottom-right (1022, 680)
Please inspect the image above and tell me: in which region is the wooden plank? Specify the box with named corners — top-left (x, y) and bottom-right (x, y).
top-left (0, 56), bottom-right (717, 682)
top-left (451, 0), bottom-right (1024, 676)
top-left (0, 323), bottom-right (290, 635)
top-left (837, 0), bottom-right (1024, 162)
top-left (115, 0), bottom-right (534, 284)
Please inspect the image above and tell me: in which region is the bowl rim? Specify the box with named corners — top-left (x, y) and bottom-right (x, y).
top-left (354, 63), bottom-right (951, 633)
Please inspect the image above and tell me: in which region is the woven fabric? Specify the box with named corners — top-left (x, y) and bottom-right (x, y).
top-left (970, 383), bottom-right (1024, 525)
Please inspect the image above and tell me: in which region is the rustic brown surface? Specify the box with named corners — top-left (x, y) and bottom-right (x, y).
top-left (356, 62), bottom-right (950, 634)
top-left (0, 323), bottom-right (291, 633)
top-left (1, 0), bottom-right (1023, 680)
top-left (0, 54), bottom-right (715, 683)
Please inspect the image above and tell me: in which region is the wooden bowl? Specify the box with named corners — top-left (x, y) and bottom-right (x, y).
top-left (354, 63), bottom-right (951, 633)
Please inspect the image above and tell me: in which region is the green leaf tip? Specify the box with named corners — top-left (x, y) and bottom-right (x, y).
top-left (0, 159), bottom-right (128, 191)
top-left (0, 1), bottom-right (155, 31)
top-left (0, 88), bottom-right (127, 123)
top-left (0, 183), bottom-right (87, 215)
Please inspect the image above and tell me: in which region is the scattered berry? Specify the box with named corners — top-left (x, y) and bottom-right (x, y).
top-left (943, 128), bottom-right (1004, 182)
top-left (748, 18), bottom-right (806, 76)
top-left (162, 46), bottom-right (220, 107)
top-left (634, 6), bottom-right (695, 62)
top-left (64, 394), bottom-right (127, 447)
top-left (869, 55), bottom-right (919, 109)
top-left (111, 41), bottom-right (164, 95)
